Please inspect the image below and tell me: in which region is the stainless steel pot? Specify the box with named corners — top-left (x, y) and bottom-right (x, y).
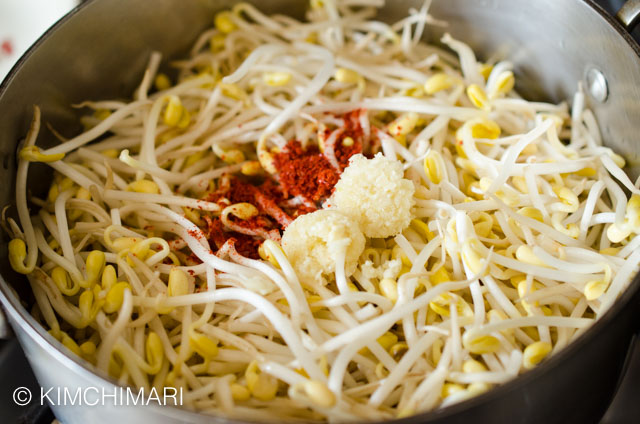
top-left (1, 0), bottom-right (640, 423)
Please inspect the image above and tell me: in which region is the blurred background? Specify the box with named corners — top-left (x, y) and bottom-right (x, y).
top-left (0, 0), bottom-right (638, 423)
top-left (0, 0), bottom-right (78, 81)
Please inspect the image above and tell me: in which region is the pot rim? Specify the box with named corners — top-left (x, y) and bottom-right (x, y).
top-left (1, 0), bottom-right (639, 422)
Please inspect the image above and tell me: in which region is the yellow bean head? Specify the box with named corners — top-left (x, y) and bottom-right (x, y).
top-left (523, 341), bottom-right (552, 369)
top-left (84, 250), bottom-right (106, 287)
top-left (8, 238), bottom-right (30, 274)
top-left (300, 380), bottom-right (336, 408)
top-left (104, 282), bottom-right (130, 314)
top-left (190, 333), bottom-right (219, 359)
top-left (424, 73), bottom-right (456, 95)
top-left (168, 268), bottom-right (190, 297)
top-left (127, 179), bottom-right (160, 194)
top-left (215, 11), bottom-right (237, 34)
top-left (145, 332), bottom-right (164, 374)
top-left (101, 264), bottom-right (117, 290)
top-left (466, 84), bottom-right (490, 111)
top-left (19, 146), bottom-right (65, 163)
top-left (245, 360), bottom-right (278, 401)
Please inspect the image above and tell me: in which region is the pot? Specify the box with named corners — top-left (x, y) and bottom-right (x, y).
top-left (0, 0), bottom-right (639, 423)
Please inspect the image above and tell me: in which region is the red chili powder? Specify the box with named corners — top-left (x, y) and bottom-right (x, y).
top-left (207, 178), bottom-right (255, 205)
top-left (335, 138), bottom-right (362, 169)
top-left (228, 237), bottom-right (262, 259)
top-left (186, 252), bottom-right (202, 265)
top-left (291, 204), bottom-right (317, 218)
top-left (207, 177), bottom-right (292, 226)
top-left (337, 109), bottom-right (365, 168)
top-left (187, 228), bottom-right (203, 240)
top-left (273, 141), bottom-right (340, 201)
top-left (204, 216), bottom-right (262, 259)
top-left (232, 214), bottom-right (273, 231)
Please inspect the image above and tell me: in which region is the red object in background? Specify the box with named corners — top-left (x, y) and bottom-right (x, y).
top-left (1, 39), bottom-right (13, 56)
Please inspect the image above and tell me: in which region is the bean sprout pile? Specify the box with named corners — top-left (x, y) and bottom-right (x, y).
top-left (6, 0), bottom-right (640, 421)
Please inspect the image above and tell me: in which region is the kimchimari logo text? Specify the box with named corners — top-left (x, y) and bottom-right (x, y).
top-left (40, 386), bottom-right (183, 406)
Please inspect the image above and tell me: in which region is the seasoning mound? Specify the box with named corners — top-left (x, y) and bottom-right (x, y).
top-left (282, 209), bottom-right (365, 282)
top-left (273, 140), bottom-right (340, 201)
top-left (331, 153), bottom-right (415, 238)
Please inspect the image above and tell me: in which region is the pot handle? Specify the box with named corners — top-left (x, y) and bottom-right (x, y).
top-left (617, 0), bottom-right (640, 30)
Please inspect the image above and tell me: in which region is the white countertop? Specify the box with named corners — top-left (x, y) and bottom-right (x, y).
top-left (0, 0), bottom-right (78, 83)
